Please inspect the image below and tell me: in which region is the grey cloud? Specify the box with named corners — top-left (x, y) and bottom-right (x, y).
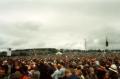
top-left (0, 22), bottom-right (43, 48)
top-left (0, 0), bottom-right (120, 49)
top-left (1, 0), bottom-right (120, 17)
top-left (0, 34), bottom-right (13, 47)
top-left (15, 22), bottom-right (41, 32)
top-left (0, 22), bottom-right (41, 38)
top-left (0, 37), bottom-right (6, 45)
top-left (10, 39), bottom-right (28, 46)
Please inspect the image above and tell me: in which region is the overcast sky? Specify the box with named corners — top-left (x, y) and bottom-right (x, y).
top-left (0, 0), bottom-right (120, 50)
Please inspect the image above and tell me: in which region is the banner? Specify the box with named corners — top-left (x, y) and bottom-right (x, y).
top-left (106, 39), bottom-right (109, 47)
top-left (7, 48), bottom-right (12, 56)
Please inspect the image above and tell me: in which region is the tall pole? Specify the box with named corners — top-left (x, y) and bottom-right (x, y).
top-left (105, 36), bottom-right (109, 52)
top-left (103, 36), bottom-right (109, 56)
top-left (84, 39), bottom-right (87, 51)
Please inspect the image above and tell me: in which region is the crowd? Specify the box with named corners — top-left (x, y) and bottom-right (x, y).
top-left (0, 53), bottom-right (120, 79)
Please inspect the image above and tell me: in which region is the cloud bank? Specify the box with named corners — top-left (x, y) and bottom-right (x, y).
top-left (0, 0), bottom-right (120, 49)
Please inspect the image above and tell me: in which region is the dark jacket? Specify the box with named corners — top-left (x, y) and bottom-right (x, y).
top-left (109, 70), bottom-right (118, 79)
top-left (69, 75), bottom-right (80, 79)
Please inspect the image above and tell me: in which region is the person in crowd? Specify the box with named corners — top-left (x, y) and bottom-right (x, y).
top-left (62, 69), bottom-right (72, 79)
top-left (95, 61), bottom-right (106, 79)
top-left (0, 53), bottom-right (120, 79)
top-left (51, 64), bottom-right (61, 79)
top-left (88, 66), bottom-right (97, 79)
top-left (58, 62), bottom-right (66, 79)
top-left (19, 64), bottom-right (31, 79)
top-left (104, 72), bottom-right (110, 79)
top-left (39, 62), bottom-right (53, 79)
top-left (0, 64), bottom-right (9, 79)
top-left (31, 65), bottom-right (40, 79)
top-left (75, 68), bottom-right (85, 79)
top-left (109, 64), bottom-right (119, 79)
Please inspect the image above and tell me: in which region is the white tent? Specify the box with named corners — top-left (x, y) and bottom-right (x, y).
top-left (56, 52), bottom-right (63, 55)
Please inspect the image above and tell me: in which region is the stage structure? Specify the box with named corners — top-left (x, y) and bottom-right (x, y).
top-left (7, 48), bottom-right (12, 56)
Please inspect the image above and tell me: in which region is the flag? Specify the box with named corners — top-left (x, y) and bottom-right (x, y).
top-left (106, 38), bottom-right (109, 47)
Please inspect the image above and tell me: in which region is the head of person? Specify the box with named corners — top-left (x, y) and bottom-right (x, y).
top-left (64, 69), bottom-right (72, 77)
top-left (75, 69), bottom-right (82, 76)
top-left (57, 64), bottom-right (62, 70)
top-left (109, 64), bottom-right (118, 73)
top-left (0, 65), bottom-right (6, 78)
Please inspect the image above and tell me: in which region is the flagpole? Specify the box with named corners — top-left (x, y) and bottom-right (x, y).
top-left (84, 39), bottom-right (87, 50)
top-left (84, 39), bottom-right (87, 51)
top-left (104, 36), bottom-right (109, 56)
top-left (106, 36), bottom-right (109, 51)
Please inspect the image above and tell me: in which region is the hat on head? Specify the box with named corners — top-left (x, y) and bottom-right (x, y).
top-left (109, 64), bottom-right (118, 73)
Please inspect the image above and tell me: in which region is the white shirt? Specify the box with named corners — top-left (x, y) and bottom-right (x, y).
top-left (51, 69), bottom-right (61, 79)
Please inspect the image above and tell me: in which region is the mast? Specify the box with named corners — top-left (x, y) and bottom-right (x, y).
top-left (84, 39), bottom-right (87, 51)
